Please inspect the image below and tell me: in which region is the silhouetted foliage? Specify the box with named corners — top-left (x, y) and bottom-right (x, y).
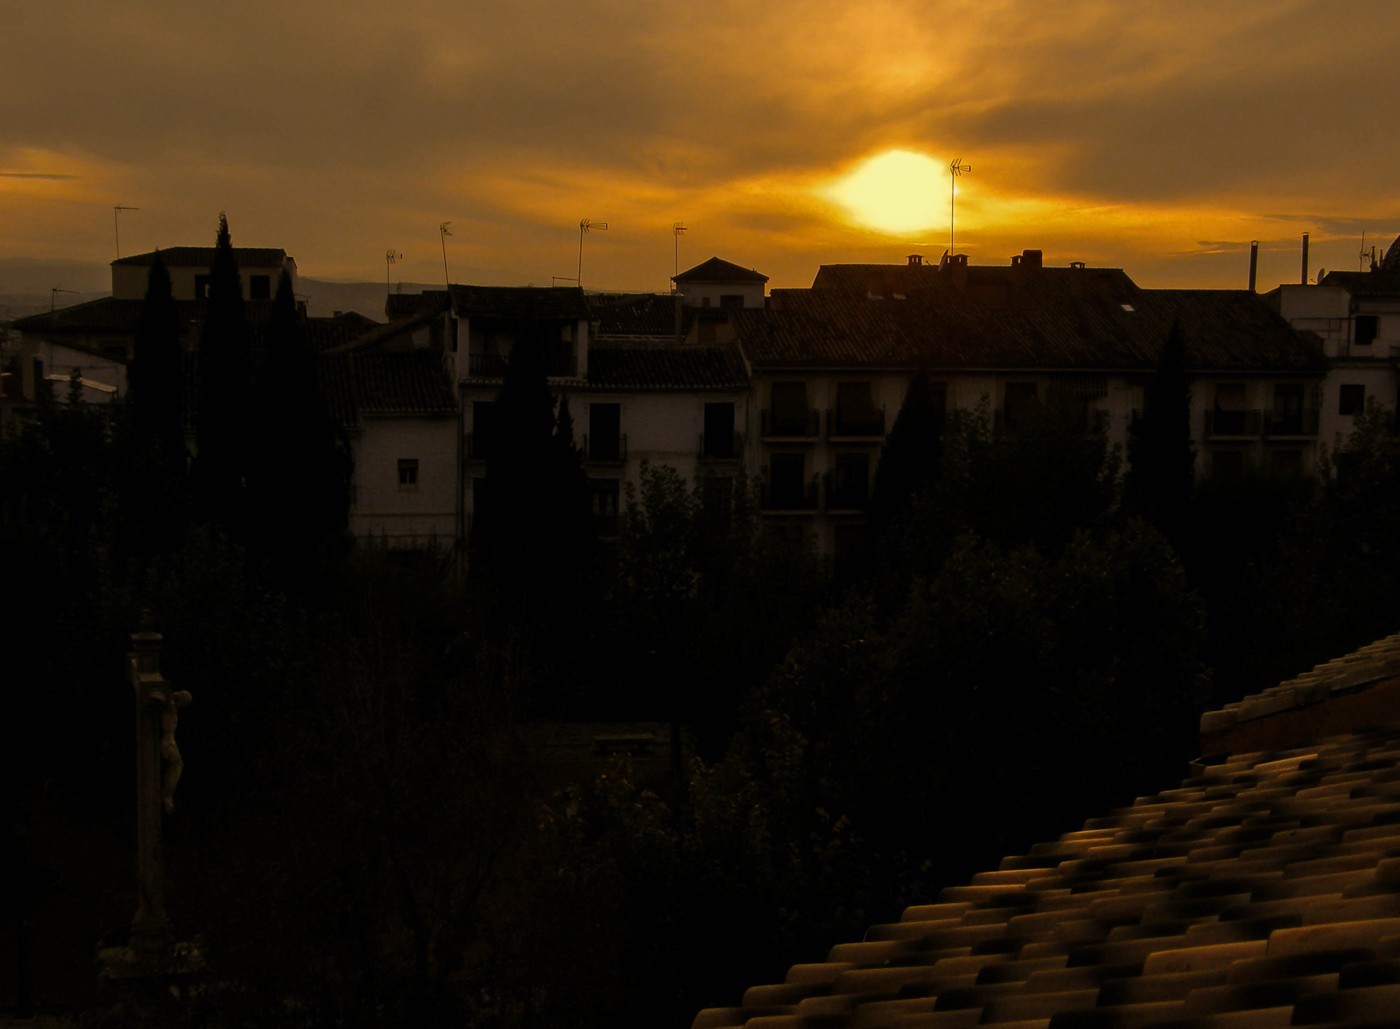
top-left (246, 269), bottom-right (352, 587)
top-left (191, 214), bottom-right (252, 533)
top-left (128, 251), bottom-right (186, 470)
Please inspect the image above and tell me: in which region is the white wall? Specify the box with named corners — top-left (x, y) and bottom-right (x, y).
top-left (350, 415), bottom-right (458, 545)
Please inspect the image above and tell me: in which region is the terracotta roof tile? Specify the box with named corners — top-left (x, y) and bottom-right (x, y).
top-left (586, 341), bottom-right (749, 391)
top-left (694, 632), bottom-right (1400, 1029)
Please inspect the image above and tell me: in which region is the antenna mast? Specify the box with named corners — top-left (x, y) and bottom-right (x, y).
top-left (578, 218), bottom-right (608, 288)
top-left (673, 222), bottom-right (687, 286)
top-left (438, 223), bottom-right (452, 288)
top-left (949, 159), bottom-right (970, 255)
top-left (385, 249), bottom-right (403, 296)
top-left (114, 204), bottom-right (139, 259)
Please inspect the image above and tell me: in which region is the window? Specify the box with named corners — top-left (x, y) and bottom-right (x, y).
top-left (1003, 382), bottom-right (1039, 429)
top-left (194, 274), bottom-right (211, 299)
top-left (1271, 383), bottom-right (1305, 434)
top-left (702, 402), bottom-right (736, 459)
top-left (1212, 382), bottom-right (1250, 434)
top-left (1339, 384), bottom-right (1366, 416)
top-left (830, 452), bottom-right (870, 508)
top-left (1271, 449), bottom-right (1303, 479)
top-left (588, 403), bottom-right (622, 461)
top-left (397, 458), bottom-right (419, 491)
top-left (768, 451), bottom-right (809, 507)
top-left (720, 294), bottom-right (744, 310)
top-left (769, 381), bottom-right (811, 435)
top-left (834, 381), bottom-right (881, 435)
top-left (249, 275), bottom-right (272, 300)
top-left (1356, 315), bottom-right (1379, 348)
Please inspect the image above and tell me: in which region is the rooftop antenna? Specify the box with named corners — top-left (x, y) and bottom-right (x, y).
top-left (114, 204), bottom-right (139, 259)
top-left (51, 286), bottom-right (80, 313)
top-left (438, 222), bottom-right (452, 288)
top-left (578, 218), bottom-right (607, 289)
top-left (385, 249), bottom-right (402, 297)
top-left (672, 222), bottom-right (687, 286)
top-left (949, 159), bottom-right (970, 255)
top-left (1360, 231), bottom-right (1367, 272)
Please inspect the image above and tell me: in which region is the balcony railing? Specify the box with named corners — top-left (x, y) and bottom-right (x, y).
top-left (1263, 408), bottom-right (1320, 438)
top-left (761, 408), bottom-right (821, 439)
top-left (760, 475), bottom-right (819, 512)
top-left (1204, 409), bottom-right (1264, 438)
top-left (698, 432), bottom-right (744, 462)
top-left (823, 471), bottom-right (870, 511)
top-left (826, 407), bottom-right (886, 438)
top-left (584, 433), bottom-right (628, 464)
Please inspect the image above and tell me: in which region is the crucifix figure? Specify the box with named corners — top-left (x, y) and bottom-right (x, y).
top-left (129, 631), bottom-right (191, 948)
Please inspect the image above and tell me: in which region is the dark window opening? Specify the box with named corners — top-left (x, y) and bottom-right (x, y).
top-left (720, 294), bottom-right (744, 310)
top-left (1339, 384), bottom-right (1366, 416)
top-left (829, 452), bottom-right (870, 508)
top-left (471, 401), bottom-right (496, 460)
top-left (834, 381), bottom-right (882, 435)
top-left (397, 458), bottom-right (419, 490)
top-left (1356, 315), bottom-right (1379, 347)
top-left (588, 403), bottom-right (622, 461)
top-left (769, 381), bottom-right (812, 435)
top-left (590, 478), bottom-right (620, 536)
top-left (1003, 382), bottom-right (1039, 429)
top-left (703, 402), bottom-right (736, 458)
top-left (194, 274), bottom-right (211, 299)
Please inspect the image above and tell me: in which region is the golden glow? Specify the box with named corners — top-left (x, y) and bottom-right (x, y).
top-left (826, 150), bottom-right (947, 235)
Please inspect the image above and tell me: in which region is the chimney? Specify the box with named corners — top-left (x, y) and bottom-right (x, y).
top-left (943, 252), bottom-right (968, 287)
top-left (907, 254), bottom-right (923, 267)
top-left (1021, 249), bottom-right (1043, 271)
top-left (1301, 232), bottom-right (1310, 285)
top-left (1248, 241), bottom-right (1259, 292)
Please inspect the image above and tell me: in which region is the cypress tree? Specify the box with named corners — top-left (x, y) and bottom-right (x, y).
top-left (128, 251), bottom-right (186, 471)
top-left (247, 269), bottom-right (350, 580)
top-left (1128, 319), bottom-right (1195, 542)
top-left (192, 213), bottom-right (252, 533)
top-left (868, 370), bottom-right (945, 540)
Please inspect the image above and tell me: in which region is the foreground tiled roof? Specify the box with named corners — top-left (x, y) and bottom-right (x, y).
top-left (675, 257), bottom-right (769, 284)
top-left (586, 341), bottom-right (749, 391)
top-left (111, 246), bottom-right (289, 268)
top-left (324, 350), bottom-right (455, 423)
top-left (695, 634), bottom-right (1400, 1028)
top-left (589, 292), bottom-right (690, 340)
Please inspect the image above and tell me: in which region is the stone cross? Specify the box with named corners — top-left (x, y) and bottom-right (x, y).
top-left (128, 631), bottom-right (191, 955)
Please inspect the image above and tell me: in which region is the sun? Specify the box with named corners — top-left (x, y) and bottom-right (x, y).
top-left (826, 149), bottom-right (947, 235)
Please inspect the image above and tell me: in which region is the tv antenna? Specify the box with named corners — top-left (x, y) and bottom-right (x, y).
top-left (949, 159), bottom-right (970, 255)
top-left (114, 204), bottom-right (139, 259)
top-left (437, 222), bottom-right (454, 287)
top-left (673, 222), bottom-right (687, 285)
top-left (51, 286), bottom-right (80, 313)
top-left (578, 218), bottom-right (607, 288)
top-left (385, 249), bottom-right (403, 294)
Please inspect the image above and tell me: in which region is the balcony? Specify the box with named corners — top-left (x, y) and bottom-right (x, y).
top-left (699, 432), bottom-right (744, 462)
top-left (761, 408), bottom-right (821, 439)
top-left (760, 475), bottom-right (819, 512)
top-left (1204, 409), bottom-right (1263, 438)
top-left (826, 407), bottom-right (886, 439)
top-left (584, 432), bottom-right (628, 464)
top-left (1263, 409), bottom-right (1320, 438)
top-left (823, 471), bottom-right (870, 512)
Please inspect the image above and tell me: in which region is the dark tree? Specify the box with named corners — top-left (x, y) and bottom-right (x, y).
top-left (128, 251), bottom-right (186, 471)
top-left (191, 213), bottom-right (252, 533)
top-left (868, 370), bottom-right (944, 542)
top-left (1128, 320), bottom-right (1195, 542)
top-left (246, 269), bottom-right (351, 582)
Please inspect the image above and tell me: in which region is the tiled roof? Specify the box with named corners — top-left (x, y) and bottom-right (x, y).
top-left (111, 246), bottom-right (289, 268)
top-left (734, 284), bottom-right (1325, 373)
top-left (675, 257), bottom-right (769, 284)
top-left (385, 290), bottom-right (451, 321)
top-left (344, 350), bottom-right (456, 418)
top-left (813, 262), bottom-right (1138, 301)
top-left (1319, 270), bottom-right (1400, 300)
top-left (14, 297), bottom-right (146, 333)
top-left (587, 341), bottom-right (749, 391)
top-left (589, 292), bottom-right (689, 339)
top-left (450, 284), bottom-right (590, 320)
top-left (695, 632), bottom-right (1400, 1029)
top-left (302, 312), bottom-right (381, 352)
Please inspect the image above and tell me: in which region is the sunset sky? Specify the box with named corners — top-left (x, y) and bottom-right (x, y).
top-left (4, 1), bottom-right (1399, 297)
